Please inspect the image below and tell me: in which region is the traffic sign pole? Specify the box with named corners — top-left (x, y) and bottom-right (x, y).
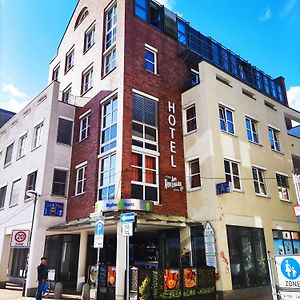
top-left (126, 235), bottom-right (130, 300)
top-left (267, 251), bottom-right (278, 300)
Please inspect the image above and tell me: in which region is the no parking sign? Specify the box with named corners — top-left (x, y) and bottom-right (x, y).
top-left (11, 230), bottom-right (30, 248)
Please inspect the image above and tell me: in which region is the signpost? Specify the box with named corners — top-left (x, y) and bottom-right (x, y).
top-left (204, 222), bottom-right (218, 274)
top-left (44, 201), bottom-right (64, 217)
top-left (280, 291), bottom-right (300, 299)
top-left (216, 182), bottom-right (231, 195)
top-left (275, 256), bottom-right (300, 289)
top-left (11, 230), bottom-right (30, 248)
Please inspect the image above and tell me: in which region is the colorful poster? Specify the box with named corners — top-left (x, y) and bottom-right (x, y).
top-left (183, 268), bottom-right (197, 290)
top-left (164, 269), bottom-right (179, 291)
top-left (107, 266), bottom-right (116, 287)
top-left (88, 265), bottom-right (97, 284)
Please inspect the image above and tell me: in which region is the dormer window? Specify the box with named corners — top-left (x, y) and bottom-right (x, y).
top-left (74, 7), bottom-right (89, 29)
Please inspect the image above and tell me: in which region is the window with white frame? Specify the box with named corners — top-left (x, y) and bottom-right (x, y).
top-left (33, 123), bottom-right (43, 149)
top-left (79, 113), bottom-right (90, 141)
top-left (224, 159), bottom-right (241, 190)
top-left (51, 169), bottom-right (68, 197)
top-left (75, 164), bottom-right (87, 195)
top-left (276, 173), bottom-right (289, 201)
top-left (185, 105), bottom-right (197, 133)
top-left (62, 85), bottom-right (72, 103)
top-left (189, 159), bottom-right (201, 189)
top-left (131, 152), bottom-right (158, 202)
top-left (252, 167), bottom-right (267, 196)
top-left (25, 171), bottom-right (37, 200)
top-left (219, 105), bottom-right (235, 134)
top-left (52, 64), bottom-right (60, 81)
top-left (101, 96), bottom-right (117, 153)
top-left (246, 117), bottom-right (259, 144)
top-left (144, 46), bottom-right (157, 74)
top-left (269, 127), bottom-right (281, 152)
top-left (103, 4), bottom-right (117, 75)
top-left (81, 67), bottom-right (93, 94)
top-left (84, 25), bottom-right (95, 52)
top-left (99, 153), bottom-right (116, 200)
top-left (132, 93), bottom-right (158, 152)
top-left (4, 143), bottom-right (14, 166)
top-left (0, 185), bottom-right (7, 209)
top-left (10, 178), bottom-right (21, 206)
top-left (65, 48), bottom-right (74, 73)
top-left (17, 134), bottom-right (27, 158)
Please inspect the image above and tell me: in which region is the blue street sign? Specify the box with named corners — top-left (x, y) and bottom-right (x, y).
top-left (216, 182), bottom-right (231, 195)
top-left (44, 201), bottom-right (64, 217)
top-left (95, 218), bottom-right (105, 235)
top-left (120, 213), bottom-right (136, 223)
top-left (281, 258), bottom-right (300, 280)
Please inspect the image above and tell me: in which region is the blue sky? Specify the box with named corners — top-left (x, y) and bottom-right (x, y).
top-left (0, 0), bottom-right (299, 112)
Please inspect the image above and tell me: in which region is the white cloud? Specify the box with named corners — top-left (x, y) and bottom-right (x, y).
top-left (287, 86), bottom-right (300, 112)
top-left (2, 83), bottom-right (26, 98)
top-left (2, 98), bottom-right (29, 113)
top-left (259, 7), bottom-right (272, 22)
top-left (159, 0), bottom-right (176, 9)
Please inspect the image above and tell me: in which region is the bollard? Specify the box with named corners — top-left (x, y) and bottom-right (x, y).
top-left (54, 282), bottom-right (63, 299)
top-left (81, 283), bottom-right (90, 300)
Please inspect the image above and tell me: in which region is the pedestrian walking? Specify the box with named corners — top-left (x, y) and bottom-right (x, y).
top-left (36, 257), bottom-right (48, 300)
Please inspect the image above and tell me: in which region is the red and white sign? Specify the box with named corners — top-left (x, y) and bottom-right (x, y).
top-left (294, 206), bottom-right (300, 217)
top-left (11, 230), bottom-right (30, 248)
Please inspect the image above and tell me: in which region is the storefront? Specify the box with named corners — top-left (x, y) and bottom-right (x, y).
top-left (273, 230), bottom-right (300, 255)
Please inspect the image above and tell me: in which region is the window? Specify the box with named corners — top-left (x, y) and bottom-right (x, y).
top-left (79, 113), bottom-right (90, 141)
top-left (75, 164), bottom-right (87, 195)
top-left (135, 0), bottom-right (147, 20)
top-left (219, 106), bottom-right (234, 134)
top-left (277, 84), bottom-right (284, 103)
top-left (74, 7), bottom-right (89, 29)
top-left (62, 85), bottom-right (72, 103)
top-left (177, 19), bottom-right (187, 45)
top-left (185, 105), bottom-right (197, 133)
top-left (99, 153), bottom-right (116, 200)
top-left (57, 118), bottom-right (73, 145)
top-left (212, 42), bottom-right (219, 65)
top-left (191, 69), bottom-right (200, 86)
top-left (52, 64), bottom-right (60, 81)
top-left (144, 46), bottom-right (157, 74)
top-left (191, 226), bottom-right (206, 267)
top-left (221, 48), bottom-right (229, 71)
top-left (227, 226), bottom-right (269, 289)
top-left (224, 159), bottom-right (241, 190)
top-left (132, 93), bottom-right (158, 151)
top-left (10, 179), bottom-right (21, 206)
top-left (81, 67), bottom-right (93, 94)
top-left (255, 71), bottom-right (262, 90)
top-left (263, 76), bottom-right (270, 95)
top-left (230, 54), bottom-right (238, 76)
top-left (131, 152), bottom-right (158, 202)
top-left (33, 123), bottom-right (43, 149)
top-left (4, 143), bottom-right (14, 166)
top-left (189, 159), bottom-right (201, 189)
top-left (246, 117), bottom-right (259, 144)
top-left (84, 26), bottom-right (95, 52)
top-left (17, 134), bottom-right (27, 158)
top-left (273, 230), bottom-right (300, 256)
top-left (51, 169), bottom-right (68, 197)
top-left (149, 2), bottom-right (161, 29)
top-left (101, 97), bottom-right (117, 153)
top-left (268, 127), bottom-right (281, 152)
top-left (25, 171), bottom-right (37, 200)
top-left (103, 4), bottom-right (117, 75)
top-left (252, 167), bottom-right (267, 196)
top-left (270, 81), bottom-right (277, 99)
top-left (65, 49), bottom-right (74, 73)
top-left (276, 173), bottom-right (289, 201)
top-left (0, 185), bottom-right (7, 209)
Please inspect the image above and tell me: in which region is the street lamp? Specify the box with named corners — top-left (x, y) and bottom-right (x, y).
top-left (22, 190), bottom-right (38, 296)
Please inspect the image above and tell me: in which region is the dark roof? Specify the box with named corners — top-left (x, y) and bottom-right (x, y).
top-left (0, 108), bottom-right (16, 128)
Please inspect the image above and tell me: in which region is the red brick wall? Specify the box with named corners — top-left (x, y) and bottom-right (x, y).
top-left (122, 0), bottom-right (191, 216)
top-left (67, 90), bottom-right (112, 221)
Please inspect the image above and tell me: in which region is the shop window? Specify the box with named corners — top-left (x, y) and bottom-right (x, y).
top-left (252, 167), bottom-right (267, 196)
top-left (51, 169), bottom-right (68, 197)
top-left (101, 96), bottom-right (117, 153)
top-left (273, 230), bottom-right (300, 255)
top-left (268, 127), bottom-right (281, 152)
top-left (227, 226), bottom-right (269, 289)
top-left (246, 117), bottom-right (259, 144)
top-left (99, 153), bottom-right (116, 200)
top-left (135, 0), bottom-right (148, 21)
top-left (25, 171), bottom-right (37, 200)
top-left (131, 152), bottom-right (158, 202)
top-left (57, 118), bottom-right (73, 146)
top-left (79, 113), bottom-right (90, 142)
top-left (219, 105), bottom-right (235, 134)
top-left (185, 104), bottom-right (197, 134)
top-left (276, 173), bottom-right (289, 201)
top-left (224, 159), bottom-right (241, 191)
top-left (144, 46), bottom-right (157, 74)
top-left (0, 185), bottom-right (7, 209)
top-left (191, 226), bottom-right (206, 267)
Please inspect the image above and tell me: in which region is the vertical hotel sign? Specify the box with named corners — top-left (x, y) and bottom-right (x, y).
top-left (168, 101), bottom-right (177, 168)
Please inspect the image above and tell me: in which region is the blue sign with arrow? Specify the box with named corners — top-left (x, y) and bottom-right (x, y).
top-left (120, 213), bottom-right (136, 223)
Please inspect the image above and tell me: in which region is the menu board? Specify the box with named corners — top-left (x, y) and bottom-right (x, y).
top-left (164, 269), bottom-right (180, 291)
top-left (183, 268), bottom-right (197, 290)
top-left (107, 266), bottom-right (116, 287)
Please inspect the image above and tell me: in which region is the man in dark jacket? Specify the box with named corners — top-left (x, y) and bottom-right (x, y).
top-left (36, 257), bottom-right (48, 300)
